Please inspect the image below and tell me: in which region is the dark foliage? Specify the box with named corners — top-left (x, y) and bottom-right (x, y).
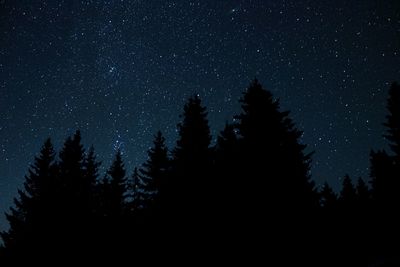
top-left (0, 80), bottom-right (399, 266)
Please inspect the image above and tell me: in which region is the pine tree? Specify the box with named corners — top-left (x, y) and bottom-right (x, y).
top-left (383, 82), bottom-right (400, 158)
top-left (58, 130), bottom-right (86, 214)
top-left (139, 131), bottom-right (169, 202)
top-left (106, 150), bottom-right (127, 217)
top-left (356, 177), bottom-right (370, 208)
top-left (130, 167), bottom-right (144, 211)
top-left (216, 123), bottom-right (237, 154)
top-left (368, 82), bottom-right (400, 267)
top-left (234, 79), bottom-right (317, 212)
top-left (173, 95), bottom-right (211, 166)
top-left (170, 95), bottom-right (212, 213)
top-left (97, 176), bottom-right (112, 218)
top-left (0, 138), bottom-right (56, 257)
top-left (320, 182), bottom-right (337, 209)
top-left (214, 123), bottom-right (239, 213)
top-left (370, 82), bottom-right (400, 209)
top-left (82, 146), bottom-right (101, 214)
top-left (339, 175), bottom-right (357, 209)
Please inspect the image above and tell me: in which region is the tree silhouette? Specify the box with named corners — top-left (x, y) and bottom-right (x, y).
top-left (339, 174), bottom-right (357, 209)
top-left (3, 79), bottom-right (399, 265)
top-left (105, 150), bottom-right (127, 217)
top-left (370, 83), bottom-right (400, 211)
top-left (57, 130), bottom-right (86, 215)
top-left (320, 182), bottom-right (337, 210)
top-left (368, 82), bottom-right (400, 264)
top-left (169, 95), bottom-right (212, 216)
top-left (0, 138), bottom-right (57, 259)
top-left (214, 122), bottom-right (239, 213)
top-left (234, 79), bottom-right (318, 213)
top-left (129, 167), bottom-right (145, 211)
top-left (356, 177), bottom-right (370, 209)
top-left (82, 146), bottom-right (101, 214)
top-left (383, 82), bottom-right (400, 157)
top-left (139, 131), bottom-right (169, 206)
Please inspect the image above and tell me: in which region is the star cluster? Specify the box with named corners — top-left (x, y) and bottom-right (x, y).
top-left (0, 0), bottom-right (399, 229)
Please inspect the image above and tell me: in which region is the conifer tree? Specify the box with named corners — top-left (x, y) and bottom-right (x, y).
top-left (82, 146), bottom-right (101, 214)
top-left (339, 175), bottom-right (357, 208)
top-left (234, 79), bottom-right (317, 212)
top-left (383, 82), bottom-right (400, 158)
top-left (320, 182), bottom-right (337, 209)
top-left (57, 130), bottom-right (86, 215)
top-left (106, 150), bottom-right (127, 217)
top-left (0, 138), bottom-right (56, 257)
top-left (170, 95), bottom-right (212, 214)
top-left (370, 82), bottom-right (400, 209)
top-left (130, 167), bottom-right (144, 211)
top-left (139, 131), bottom-right (169, 201)
top-left (356, 177), bottom-right (370, 208)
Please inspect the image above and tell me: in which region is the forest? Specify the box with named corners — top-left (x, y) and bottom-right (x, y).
top-left (0, 79), bottom-right (399, 266)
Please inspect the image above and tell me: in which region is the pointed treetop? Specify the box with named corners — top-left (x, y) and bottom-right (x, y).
top-left (383, 82), bottom-right (400, 156)
top-left (340, 174), bottom-right (357, 202)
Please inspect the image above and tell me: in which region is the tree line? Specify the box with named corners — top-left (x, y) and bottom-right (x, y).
top-left (0, 79), bottom-right (399, 266)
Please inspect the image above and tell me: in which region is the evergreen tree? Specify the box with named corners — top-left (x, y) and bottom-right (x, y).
top-left (106, 150), bottom-right (127, 217)
top-left (170, 95), bottom-right (212, 214)
top-left (82, 146), bottom-right (101, 214)
top-left (139, 131), bottom-right (169, 202)
top-left (339, 175), bottom-right (357, 209)
top-left (214, 123), bottom-right (239, 213)
top-left (234, 79), bottom-right (318, 212)
top-left (320, 182), bottom-right (337, 209)
top-left (370, 150), bottom-right (395, 207)
top-left (370, 83), bottom-right (400, 209)
top-left (0, 138), bottom-right (57, 258)
top-left (173, 95), bottom-right (211, 166)
top-left (216, 123), bottom-right (238, 154)
top-left (383, 82), bottom-right (400, 158)
top-left (356, 177), bottom-right (370, 208)
top-left (130, 167), bottom-right (144, 211)
top-left (57, 130), bottom-right (86, 215)
top-left (97, 176), bottom-right (112, 218)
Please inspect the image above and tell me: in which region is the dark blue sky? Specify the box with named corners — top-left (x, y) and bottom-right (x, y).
top-left (0, 0), bottom-right (399, 230)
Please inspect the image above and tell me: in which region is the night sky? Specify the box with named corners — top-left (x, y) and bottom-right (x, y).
top-left (0, 0), bottom-right (399, 230)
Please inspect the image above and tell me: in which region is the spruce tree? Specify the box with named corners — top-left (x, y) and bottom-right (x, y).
top-left (370, 83), bottom-right (400, 209)
top-left (383, 82), bottom-right (400, 158)
top-left (130, 167), bottom-right (144, 211)
top-left (106, 150), bottom-right (127, 217)
top-left (57, 130), bottom-right (86, 215)
top-left (0, 138), bottom-right (56, 258)
top-left (320, 182), bottom-right (337, 209)
top-left (234, 79), bottom-right (317, 212)
top-left (356, 177), bottom-right (370, 208)
top-left (214, 123), bottom-right (239, 213)
top-left (170, 95), bottom-right (212, 213)
top-left (139, 131), bottom-right (169, 202)
top-left (339, 175), bottom-right (357, 209)
top-left (82, 146), bottom-right (101, 215)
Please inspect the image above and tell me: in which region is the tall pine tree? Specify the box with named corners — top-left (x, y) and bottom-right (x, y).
top-left (234, 79), bottom-right (317, 213)
top-left (370, 82), bottom-right (400, 209)
top-left (57, 130), bottom-right (86, 216)
top-left (170, 95), bottom-right (212, 216)
top-left (139, 131), bottom-right (169, 204)
top-left (82, 146), bottom-right (101, 215)
top-left (0, 138), bottom-right (57, 259)
top-left (320, 182), bottom-right (337, 210)
top-left (383, 82), bottom-right (400, 158)
top-left (339, 174), bottom-right (357, 209)
top-left (129, 167), bottom-right (145, 211)
top-left (105, 150), bottom-right (127, 217)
